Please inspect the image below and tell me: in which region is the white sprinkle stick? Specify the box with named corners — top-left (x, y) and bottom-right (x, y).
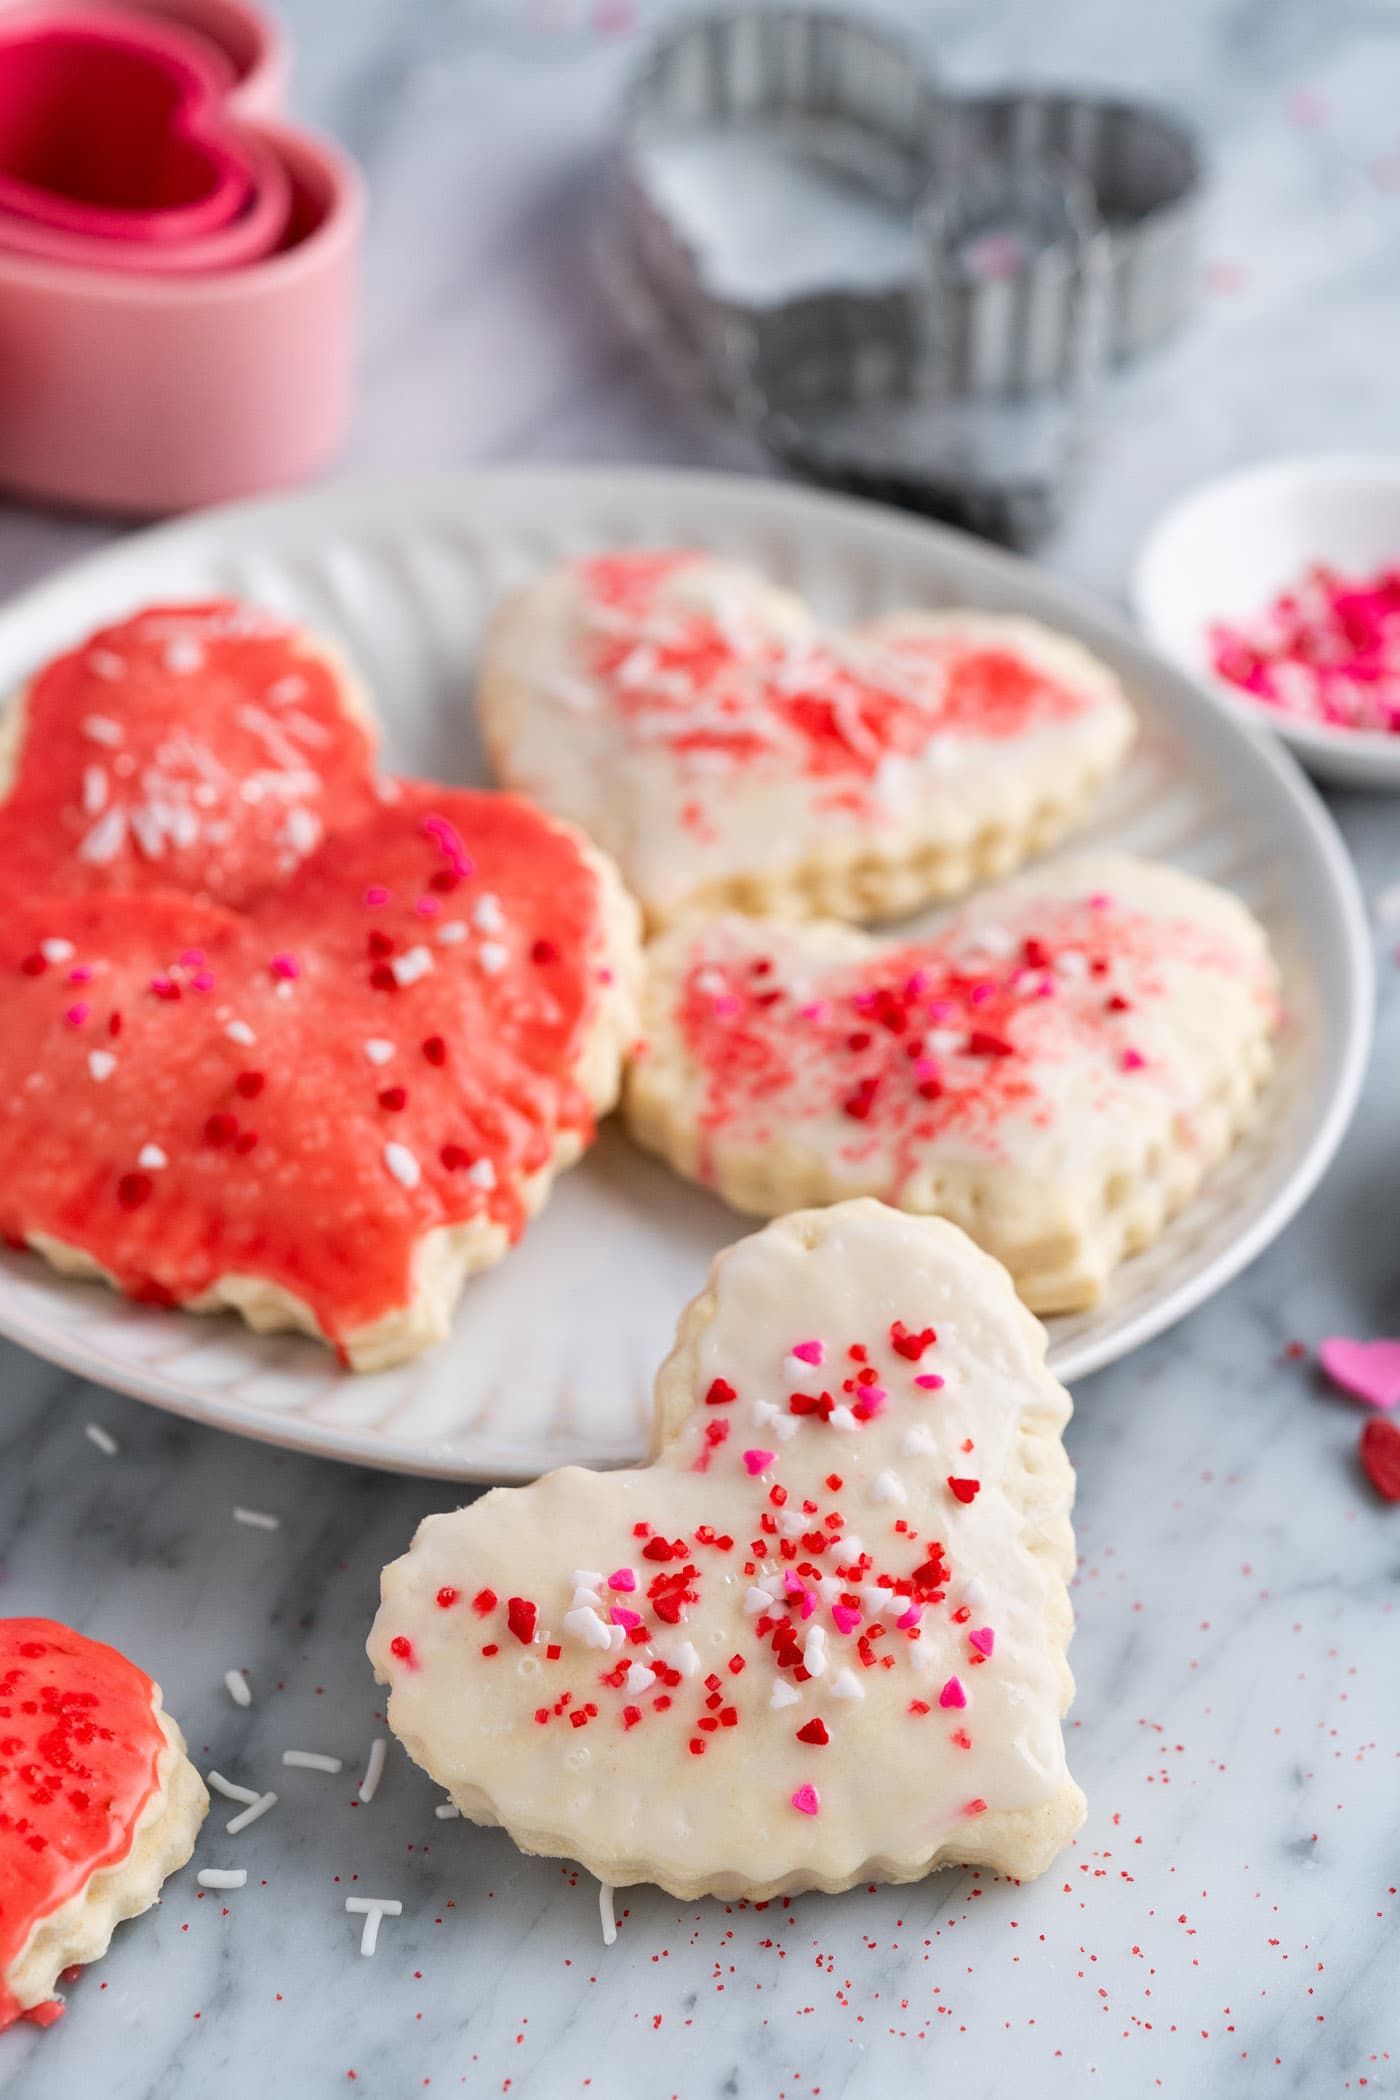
top-left (599, 1881), bottom-right (617, 1948)
top-left (281, 1750), bottom-right (343, 1774)
top-left (358, 1737), bottom-right (387, 1803)
top-left (233, 1506), bottom-right (280, 1532)
top-left (383, 1141), bottom-right (421, 1190)
top-left (434, 1802), bottom-right (461, 1820)
top-left (226, 1791), bottom-right (277, 1836)
top-left (345, 1895), bottom-right (402, 1957)
top-left (224, 1669), bottom-right (252, 1708)
top-left (198, 1868), bottom-right (248, 1890)
top-left (84, 1423), bottom-right (119, 1457)
top-left (206, 1770), bottom-right (260, 1807)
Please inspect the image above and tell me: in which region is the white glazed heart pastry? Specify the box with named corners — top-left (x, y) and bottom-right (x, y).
top-left (478, 550), bottom-right (1137, 927)
top-left (0, 1619), bottom-right (207, 2031)
top-left (369, 1201), bottom-right (1084, 1902)
top-left (626, 853), bottom-right (1278, 1313)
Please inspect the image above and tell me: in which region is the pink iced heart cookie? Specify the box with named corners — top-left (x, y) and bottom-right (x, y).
top-left (0, 1618), bottom-right (206, 2032)
top-left (626, 853), bottom-right (1279, 1313)
top-left (1319, 1338), bottom-right (1400, 1411)
top-left (479, 550), bottom-right (1137, 927)
top-left (0, 602), bottom-right (641, 1369)
top-left (370, 1201), bottom-right (1084, 1901)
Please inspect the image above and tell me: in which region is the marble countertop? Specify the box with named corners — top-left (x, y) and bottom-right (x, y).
top-left (2, 2), bottom-right (1399, 2095)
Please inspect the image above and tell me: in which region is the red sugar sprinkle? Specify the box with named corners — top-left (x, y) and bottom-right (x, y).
top-left (435, 1587), bottom-right (459, 1609)
top-left (421, 1036), bottom-right (446, 1065)
top-left (116, 1171), bottom-right (152, 1211)
top-left (481, 1643), bottom-right (499, 1658)
top-left (890, 1321), bottom-right (937, 1361)
top-left (203, 1112), bottom-right (238, 1147)
top-left (390, 1635), bottom-right (415, 1665)
top-left (947, 1477), bottom-right (981, 1504)
top-left (235, 1070), bottom-right (265, 1099)
top-left (378, 1086), bottom-right (408, 1112)
top-left (506, 1597), bottom-right (538, 1645)
top-left (531, 938), bottom-right (559, 965)
top-left (440, 1144), bottom-right (472, 1171)
top-left (795, 1718), bottom-right (829, 1746)
top-left (705, 1378), bottom-right (737, 1406)
top-left (964, 1797), bottom-right (988, 1816)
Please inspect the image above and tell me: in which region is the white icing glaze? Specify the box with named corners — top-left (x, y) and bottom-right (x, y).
top-left (628, 852), bottom-right (1279, 1313)
top-left (370, 1203), bottom-right (1081, 1899)
top-left (478, 554), bottom-right (1137, 926)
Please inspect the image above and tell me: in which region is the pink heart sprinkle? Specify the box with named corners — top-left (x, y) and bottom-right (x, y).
top-left (609, 1606), bottom-right (641, 1629)
top-left (1318, 1337), bottom-right (1400, 1411)
top-left (1121, 1047), bottom-right (1146, 1072)
top-left (791, 1339), bottom-right (823, 1365)
top-left (783, 1570), bottom-right (804, 1596)
top-left (854, 1387), bottom-right (887, 1419)
top-left (799, 1591), bottom-right (816, 1620)
top-left (896, 1604), bottom-right (922, 1631)
top-left (67, 965), bottom-right (93, 984)
top-left (791, 1784), bottom-right (820, 1817)
top-left (968, 1626), bottom-right (995, 1658)
top-left (606, 1568), bottom-right (636, 1592)
top-left (831, 1605), bottom-right (861, 1635)
top-left (743, 1449), bottom-right (774, 1476)
top-left (270, 952), bottom-right (300, 981)
top-left (914, 1373), bottom-right (945, 1391)
top-left (64, 1002), bottom-right (89, 1026)
top-left (939, 1676), bottom-right (967, 1710)
top-left (712, 995), bottom-right (740, 1017)
top-left (364, 886), bottom-right (389, 907)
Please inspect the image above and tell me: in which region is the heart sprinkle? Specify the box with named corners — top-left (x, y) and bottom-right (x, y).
top-left (1319, 1337), bottom-right (1400, 1411)
top-left (1359, 1417), bottom-right (1400, 1502)
top-left (790, 1784), bottom-right (821, 1817)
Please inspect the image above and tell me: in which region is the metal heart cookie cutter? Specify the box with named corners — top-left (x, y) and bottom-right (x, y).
top-left (605, 7), bottom-right (1203, 546)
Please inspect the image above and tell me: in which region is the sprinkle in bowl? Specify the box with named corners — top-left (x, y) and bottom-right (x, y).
top-left (1131, 454), bottom-right (1400, 788)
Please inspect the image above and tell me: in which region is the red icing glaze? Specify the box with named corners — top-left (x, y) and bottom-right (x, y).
top-left (0, 1619), bottom-right (164, 2033)
top-left (0, 603), bottom-right (377, 908)
top-left (572, 551), bottom-right (1102, 779)
top-left (677, 893), bottom-right (1254, 1188)
top-left (0, 784), bottom-right (610, 1347)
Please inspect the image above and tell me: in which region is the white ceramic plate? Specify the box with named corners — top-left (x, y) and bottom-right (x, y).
top-left (0, 467), bottom-right (1372, 1479)
top-left (1132, 453), bottom-right (1400, 789)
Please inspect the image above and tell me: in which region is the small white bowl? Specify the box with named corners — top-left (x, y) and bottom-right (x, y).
top-left (1132, 454), bottom-right (1400, 789)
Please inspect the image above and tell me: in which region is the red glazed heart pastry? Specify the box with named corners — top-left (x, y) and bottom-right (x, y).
top-left (0, 602), bottom-right (378, 907)
top-left (370, 1201), bottom-right (1084, 1900)
top-left (0, 606), bottom-right (640, 1369)
top-left (480, 550), bottom-right (1137, 926)
top-left (627, 853), bottom-right (1279, 1313)
top-left (0, 1618), bottom-right (206, 2031)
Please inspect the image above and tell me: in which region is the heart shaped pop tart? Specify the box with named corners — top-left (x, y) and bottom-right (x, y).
top-left (371, 1201), bottom-right (1084, 1901)
top-left (626, 853), bottom-right (1279, 1313)
top-left (0, 1618), bottom-right (206, 2031)
top-left (0, 602), bottom-right (378, 908)
top-left (479, 550), bottom-right (1137, 927)
top-left (0, 605), bottom-right (640, 1369)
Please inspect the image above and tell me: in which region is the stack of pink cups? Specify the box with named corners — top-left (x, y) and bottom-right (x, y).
top-left (0, 0), bottom-right (360, 512)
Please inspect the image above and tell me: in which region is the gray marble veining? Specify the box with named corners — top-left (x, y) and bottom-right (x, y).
top-left (1, 2), bottom-right (1398, 2095)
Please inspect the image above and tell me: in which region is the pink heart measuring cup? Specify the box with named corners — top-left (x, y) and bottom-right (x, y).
top-left (0, 5), bottom-right (290, 271)
top-left (0, 0), bottom-right (361, 513)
